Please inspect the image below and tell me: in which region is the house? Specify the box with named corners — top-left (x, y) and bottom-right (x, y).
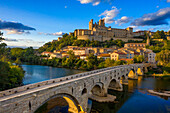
top-left (124, 43), bottom-right (147, 49)
top-left (148, 52), bottom-right (156, 63)
top-left (49, 53), bottom-right (62, 59)
top-left (97, 54), bottom-right (110, 60)
top-left (41, 52), bottom-right (52, 56)
top-left (111, 52), bottom-right (127, 61)
top-left (79, 54), bottom-right (88, 60)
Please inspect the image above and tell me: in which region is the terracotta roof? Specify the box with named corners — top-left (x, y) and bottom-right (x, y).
top-left (42, 52), bottom-right (52, 54)
top-left (120, 59), bottom-right (133, 61)
top-left (98, 54), bottom-right (110, 57)
top-left (125, 43), bottom-right (146, 44)
top-left (113, 52), bottom-right (127, 55)
top-left (79, 54), bottom-right (88, 57)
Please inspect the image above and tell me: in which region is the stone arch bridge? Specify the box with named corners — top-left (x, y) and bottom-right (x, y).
top-left (0, 63), bottom-right (155, 113)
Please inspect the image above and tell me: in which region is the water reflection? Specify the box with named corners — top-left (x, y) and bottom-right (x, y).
top-left (91, 76), bottom-right (170, 113)
top-left (21, 65), bottom-right (85, 85)
top-left (21, 65), bottom-right (170, 113)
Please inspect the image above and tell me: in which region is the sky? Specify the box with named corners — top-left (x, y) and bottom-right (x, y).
top-left (0, 0), bottom-right (170, 48)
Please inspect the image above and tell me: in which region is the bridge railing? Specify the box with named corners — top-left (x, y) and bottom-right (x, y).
top-left (0, 64), bottom-right (141, 98)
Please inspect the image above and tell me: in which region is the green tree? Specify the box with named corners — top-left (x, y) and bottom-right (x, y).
top-left (86, 53), bottom-right (98, 70)
top-left (133, 55), bottom-right (144, 63)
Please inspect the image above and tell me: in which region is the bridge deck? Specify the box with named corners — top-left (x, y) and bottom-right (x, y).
top-left (0, 66), bottom-right (121, 102)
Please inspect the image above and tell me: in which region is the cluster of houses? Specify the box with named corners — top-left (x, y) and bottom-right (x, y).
top-left (41, 42), bottom-right (156, 63)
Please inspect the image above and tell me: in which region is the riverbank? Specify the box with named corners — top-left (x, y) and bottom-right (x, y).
top-left (148, 90), bottom-right (170, 97)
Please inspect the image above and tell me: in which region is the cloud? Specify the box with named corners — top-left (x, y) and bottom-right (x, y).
top-left (0, 19), bottom-right (36, 34)
top-left (115, 16), bottom-right (131, 25)
top-left (167, 0), bottom-right (170, 3)
top-left (129, 26), bottom-right (138, 29)
top-left (78, 0), bottom-right (100, 6)
top-left (65, 6), bottom-right (67, 8)
top-left (99, 6), bottom-right (120, 24)
top-left (131, 7), bottom-right (170, 26)
top-left (77, 0), bottom-right (113, 6)
top-left (4, 38), bottom-right (18, 42)
top-left (148, 26), bottom-right (169, 31)
top-left (38, 31), bottom-right (65, 36)
top-left (5, 29), bottom-right (31, 35)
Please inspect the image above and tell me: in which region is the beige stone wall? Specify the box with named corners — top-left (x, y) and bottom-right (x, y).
top-left (74, 19), bottom-right (143, 42)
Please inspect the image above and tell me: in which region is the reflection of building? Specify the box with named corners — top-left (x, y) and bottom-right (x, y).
top-left (74, 19), bottom-right (143, 42)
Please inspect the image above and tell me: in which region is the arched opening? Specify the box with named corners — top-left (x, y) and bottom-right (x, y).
top-left (128, 69), bottom-right (137, 79)
top-left (82, 88), bottom-right (87, 95)
top-left (108, 79), bottom-right (122, 91)
top-left (34, 94), bottom-right (83, 113)
top-left (137, 68), bottom-right (143, 75)
top-left (29, 101), bottom-right (31, 110)
top-left (91, 85), bottom-right (102, 96)
top-left (120, 75), bottom-right (128, 85)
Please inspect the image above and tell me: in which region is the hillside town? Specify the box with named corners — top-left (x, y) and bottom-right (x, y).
top-left (41, 37), bottom-right (156, 64)
top-left (40, 19), bottom-right (170, 64)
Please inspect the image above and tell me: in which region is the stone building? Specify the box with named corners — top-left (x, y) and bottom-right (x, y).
top-left (148, 52), bottom-right (156, 63)
top-left (111, 52), bottom-right (127, 61)
top-left (97, 53), bottom-right (110, 60)
top-left (124, 43), bottom-right (147, 49)
top-left (74, 19), bottom-right (143, 42)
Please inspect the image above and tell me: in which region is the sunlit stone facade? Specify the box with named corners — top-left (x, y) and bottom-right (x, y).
top-left (74, 19), bottom-right (143, 42)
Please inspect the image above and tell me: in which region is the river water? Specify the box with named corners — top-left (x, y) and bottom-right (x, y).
top-left (21, 65), bottom-right (170, 113)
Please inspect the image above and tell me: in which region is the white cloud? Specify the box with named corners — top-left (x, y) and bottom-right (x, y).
top-left (38, 31), bottom-right (65, 36)
top-left (99, 6), bottom-right (120, 24)
top-left (167, 0), bottom-right (170, 3)
top-left (115, 16), bottom-right (131, 25)
top-left (78, 0), bottom-right (101, 6)
top-left (5, 29), bottom-right (31, 35)
top-left (77, 0), bottom-right (113, 6)
top-left (65, 6), bottom-right (67, 8)
top-left (156, 6), bottom-right (159, 8)
top-left (0, 18), bottom-right (35, 35)
top-left (129, 26), bottom-right (138, 29)
top-left (4, 38), bottom-right (18, 42)
top-left (131, 7), bottom-right (170, 26)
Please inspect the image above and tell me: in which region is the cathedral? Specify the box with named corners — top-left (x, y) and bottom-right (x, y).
top-left (73, 19), bottom-right (140, 42)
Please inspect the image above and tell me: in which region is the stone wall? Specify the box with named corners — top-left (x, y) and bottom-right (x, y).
top-left (0, 64), bottom-right (144, 113)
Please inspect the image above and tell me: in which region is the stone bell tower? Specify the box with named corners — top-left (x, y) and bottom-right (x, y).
top-left (89, 19), bottom-right (93, 30)
top-left (146, 34), bottom-right (150, 46)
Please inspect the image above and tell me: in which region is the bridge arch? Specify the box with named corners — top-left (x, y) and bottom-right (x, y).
top-left (34, 93), bottom-right (83, 113)
top-left (128, 69), bottom-right (138, 79)
top-left (82, 88), bottom-right (87, 95)
top-left (90, 82), bottom-right (107, 97)
top-left (137, 67), bottom-right (143, 75)
top-left (108, 79), bottom-right (123, 91)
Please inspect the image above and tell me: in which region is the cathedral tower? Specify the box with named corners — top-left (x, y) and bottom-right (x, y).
top-left (89, 19), bottom-right (93, 30)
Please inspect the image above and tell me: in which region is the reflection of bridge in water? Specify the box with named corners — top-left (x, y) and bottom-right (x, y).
top-left (0, 63), bottom-right (156, 113)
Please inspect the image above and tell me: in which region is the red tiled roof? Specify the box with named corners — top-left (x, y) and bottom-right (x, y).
top-left (120, 59), bottom-right (133, 61)
top-left (98, 54), bottom-right (110, 57)
top-left (113, 52), bottom-right (126, 55)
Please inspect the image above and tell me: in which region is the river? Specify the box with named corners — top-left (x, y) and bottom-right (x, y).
top-left (21, 65), bottom-right (170, 113)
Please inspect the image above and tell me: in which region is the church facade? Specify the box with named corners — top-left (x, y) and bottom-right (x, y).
top-left (73, 19), bottom-right (142, 42)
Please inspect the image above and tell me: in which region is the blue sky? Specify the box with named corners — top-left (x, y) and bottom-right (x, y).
top-left (0, 0), bottom-right (170, 48)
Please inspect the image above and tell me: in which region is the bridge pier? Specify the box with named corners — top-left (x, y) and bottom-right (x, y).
top-left (0, 64), bottom-right (148, 113)
top-left (120, 79), bottom-right (128, 85)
